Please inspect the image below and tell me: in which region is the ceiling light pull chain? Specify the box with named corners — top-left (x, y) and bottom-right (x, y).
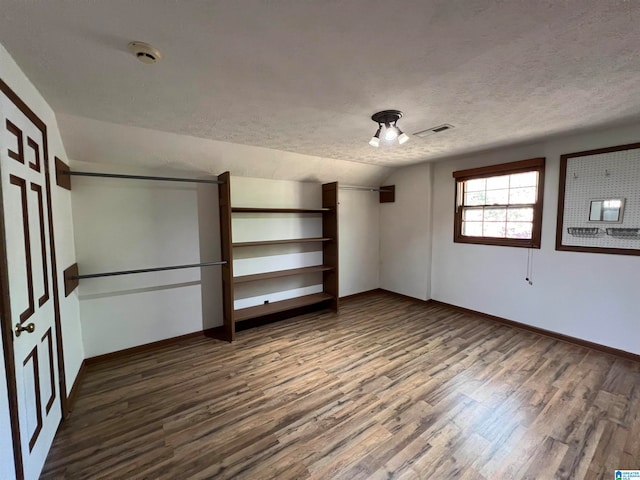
top-left (525, 248), bottom-right (533, 285)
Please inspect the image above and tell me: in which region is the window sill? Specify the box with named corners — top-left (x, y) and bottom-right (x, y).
top-left (454, 235), bottom-right (540, 249)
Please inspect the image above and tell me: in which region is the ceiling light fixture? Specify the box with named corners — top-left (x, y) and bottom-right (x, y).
top-left (369, 110), bottom-right (409, 147)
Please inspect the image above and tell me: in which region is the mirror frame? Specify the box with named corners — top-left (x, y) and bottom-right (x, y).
top-left (588, 198), bottom-right (625, 223)
top-left (556, 142), bottom-right (640, 256)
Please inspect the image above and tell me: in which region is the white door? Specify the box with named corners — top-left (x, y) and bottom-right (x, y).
top-left (1, 88), bottom-right (61, 479)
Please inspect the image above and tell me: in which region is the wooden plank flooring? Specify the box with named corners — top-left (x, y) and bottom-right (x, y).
top-left (42, 292), bottom-right (640, 479)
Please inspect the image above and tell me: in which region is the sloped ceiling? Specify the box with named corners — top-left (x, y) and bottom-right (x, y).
top-left (1, 1), bottom-right (640, 179)
top-left (57, 114), bottom-right (393, 185)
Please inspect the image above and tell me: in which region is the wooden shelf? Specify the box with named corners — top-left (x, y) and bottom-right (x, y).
top-left (232, 207), bottom-right (329, 213)
top-left (232, 237), bottom-right (331, 247)
top-left (234, 292), bottom-right (334, 322)
top-left (234, 265), bottom-right (334, 284)
top-left (217, 175), bottom-right (338, 341)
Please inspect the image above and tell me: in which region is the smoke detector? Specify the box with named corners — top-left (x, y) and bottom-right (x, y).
top-left (127, 41), bottom-right (162, 64)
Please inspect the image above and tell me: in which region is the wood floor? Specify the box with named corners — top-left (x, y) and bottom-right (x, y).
top-left (42, 292), bottom-right (640, 479)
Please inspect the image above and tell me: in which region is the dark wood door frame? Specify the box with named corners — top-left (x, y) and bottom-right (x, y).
top-left (0, 77), bottom-right (67, 480)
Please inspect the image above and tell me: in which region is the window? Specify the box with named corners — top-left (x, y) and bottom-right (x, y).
top-left (453, 157), bottom-right (545, 248)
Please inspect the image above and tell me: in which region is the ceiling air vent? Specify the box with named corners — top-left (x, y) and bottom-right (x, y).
top-left (413, 124), bottom-right (455, 138)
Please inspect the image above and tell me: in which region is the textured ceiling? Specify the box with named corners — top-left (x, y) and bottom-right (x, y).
top-left (1, 1), bottom-right (640, 168)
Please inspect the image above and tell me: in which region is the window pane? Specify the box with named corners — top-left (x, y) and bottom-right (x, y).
top-left (507, 207), bottom-right (534, 222)
top-left (454, 161), bottom-right (543, 247)
top-left (463, 207), bottom-right (483, 221)
top-left (510, 171), bottom-right (538, 188)
top-left (483, 222), bottom-right (506, 237)
top-left (484, 207), bottom-right (507, 221)
top-left (486, 175), bottom-right (509, 190)
top-left (465, 178), bottom-right (486, 192)
top-left (506, 222), bottom-right (533, 239)
top-left (462, 221), bottom-right (483, 236)
top-left (486, 189), bottom-right (509, 205)
top-left (509, 187), bottom-right (536, 204)
top-left (464, 191), bottom-right (486, 206)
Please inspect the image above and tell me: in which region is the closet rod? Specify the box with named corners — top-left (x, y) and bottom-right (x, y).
top-left (73, 261), bottom-right (227, 280)
top-left (339, 185), bottom-right (392, 193)
top-left (67, 171), bottom-right (223, 184)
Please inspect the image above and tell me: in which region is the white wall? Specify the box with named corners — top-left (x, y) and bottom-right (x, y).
top-left (338, 189), bottom-right (380, 297)
top-left (379, 163), bottom-right (432, 301)
top-left (1, 42), bottom-right (84, 478)
top-left (430, 123), bottom-right (640, 355)
top-left (71, 161), bottom-right (221, 358)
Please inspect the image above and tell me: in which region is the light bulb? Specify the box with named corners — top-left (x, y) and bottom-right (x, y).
top-left (369, 125), bottom-right (381, 147)
top-left (384, 124), bottom-right (398, 141)
top-left (397, 132), bottom-right (410, 144)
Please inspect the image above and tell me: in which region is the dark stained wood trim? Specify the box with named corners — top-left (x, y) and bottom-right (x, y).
top-left (453, 157), bottom-right (545, 249)
top-left (233, 265), bottom-right (333, 283)
top-left (430, 299), bottom-right (640, 363)
top-left (38, 119), bottom-right (68, 417)
top-left (0, 125), bottom-right (24, 480)
top-left (26, 137), bottom-right (40, 172)
top-left (9, 175), bottom-right (35, 323)
top-left (63, 263), bottom-right (79, 297)
top-left (554, 243), bottom-right (640, 256)
top-left (532, 160), bottom-right (545, 248)
top-left (231, 207), bottom-right (329, 213)
top-left (31, 183), bottom-right (50, 306)
top-left (379, 185), bottom-right (395, 203)
top-left (452, 157), bottom-right (545, 180)
top-left (54, 157), bottom-right (71, 190)
top-left (555, 148), bottom-right (568, 253)
top-left (1, 77), bottom-right (68, 436)
top-left (5, 119), bottom-right (24, 164)
top-left (23, 346), bottom-right (43, 452)
top-left (556, 142), bottom-right (640, 256)
top-left (558, 141), bottom-right (640, 160)
top-left (41, 328), bottom-right (56, 414)
top-left (322, 182), bottom-right (339, 312)
top-left (217, 171), bottom-right (234, 342)
top-left (85, 330), bottom-right (219, 365)
top-left (63, 360), bottom-right (85, 418)
top-left (232, 237), bottom-right (331, 247)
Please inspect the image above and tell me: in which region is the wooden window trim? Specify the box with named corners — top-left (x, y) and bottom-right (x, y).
top-left (453, 157), bottom-right (545, 249)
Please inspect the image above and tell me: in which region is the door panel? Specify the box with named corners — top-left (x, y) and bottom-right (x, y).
top-left (1, 88), bottom-right (61, 480)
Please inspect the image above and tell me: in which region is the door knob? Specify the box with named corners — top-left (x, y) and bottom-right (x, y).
top-left (15, 322), bottom-right (35, 337)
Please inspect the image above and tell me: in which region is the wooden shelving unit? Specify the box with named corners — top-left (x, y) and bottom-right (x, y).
top-left (234, 292), bottom-right (334, 322)
top-left (232, 207), bottom-right (329, 213)
top-left (232, 237), bottom-right (331, 248)
top-left (217, 173), bottom-right (339, 341)
top-left (234, 265), bottom-right (334, 284)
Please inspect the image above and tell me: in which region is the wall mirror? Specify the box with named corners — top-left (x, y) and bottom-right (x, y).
top-left (588, 198), bottom-right (625, 222)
